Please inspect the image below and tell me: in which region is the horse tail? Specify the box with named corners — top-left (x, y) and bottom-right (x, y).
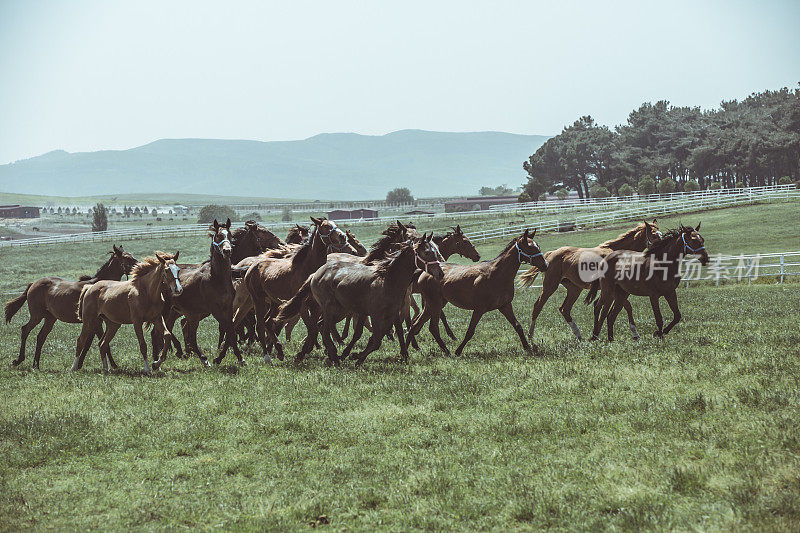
top-left (517, 267), bottom-right (540, 287)
top-left (584, 280), bottom-right (600, 305)
top-left (273, 277), bottom-right (313, 328)
top-left (4, 283), bottom-right (31, 323)
top-left (77, 285), bottom-right (90, 322)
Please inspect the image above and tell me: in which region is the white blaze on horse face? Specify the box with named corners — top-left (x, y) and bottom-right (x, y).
top-left (429, 240), bottom-right (444, 262)
top-left (169, 264), bottom-right (182, 293)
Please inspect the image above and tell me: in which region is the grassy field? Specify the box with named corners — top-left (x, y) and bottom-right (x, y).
top-left (1, 202), bottom-right (799, 530)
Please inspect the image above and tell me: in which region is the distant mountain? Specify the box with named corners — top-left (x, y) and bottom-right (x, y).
top-left (0, 130), bottom-right (549, 200)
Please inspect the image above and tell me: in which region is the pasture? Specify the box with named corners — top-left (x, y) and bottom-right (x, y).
top-left (1, 201), bottom-right (799, 530)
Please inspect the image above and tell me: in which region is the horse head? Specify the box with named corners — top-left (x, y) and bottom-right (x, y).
top-left (516, 229), bottom-right (548, 271)
top-left (210, 218), bottom-right (233, 260)
top-left (447, 225), bottom-right (480, 261)
top-left (414, 233), bottom-right (445, 280)
top-left (156, 251), bottom-right (183, 296)
top-left (311, 217), bottom-right (348, 251)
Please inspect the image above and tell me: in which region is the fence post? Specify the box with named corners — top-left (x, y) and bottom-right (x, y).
top-left (780, 254), bottom-right (785, 284)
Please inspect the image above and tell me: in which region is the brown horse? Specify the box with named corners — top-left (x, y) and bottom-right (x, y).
top-left (586, 223), bottom-right (709, 341)
top-left (286, 224), bottom-right (310, 244)
top-left (409, 229), bottom-right (548, 356)
top-left (4, 245), bottom-right (138, 369)
top-left (72, 252), bottom-right (183, 374)
top-left (519, 220), bottom-right (662, 342)
top-left (274, 234), bottom-right (445, 366)
top-left (231, 220), bottom-right (286, 263)
top-left (157, 219), bottom-right (243, 366)
top-left (231, 217), bottom-right (348, 364)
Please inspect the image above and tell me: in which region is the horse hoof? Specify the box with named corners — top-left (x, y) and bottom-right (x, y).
top-left (632, 335), bottom-right (640, 341)
top-left (11, 359), bottom-right (22, 367)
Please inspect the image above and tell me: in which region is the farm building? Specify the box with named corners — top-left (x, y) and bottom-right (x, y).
top-left (327, 208), bottom-right (378, 220)
top-left (0, 205), bottom-right (40, 218)
top-left (404, 210), bottom-right (435, 216)
top-left (444, 196), bottom-right (518, 213)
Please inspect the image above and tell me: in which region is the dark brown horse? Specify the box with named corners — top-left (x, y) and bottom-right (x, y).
top-left (409, 229), bottom-right (548, 356)
top-left (232, 217), bottom-right (348, 363)
top-left (586, 223), bottom-right (709, 341)
top-left (286, 224), bottom-right (310, 244)
top-left (519, 220), bottom-right (662, 342)
top-left (157, 219), bottom-right (243, 366)
top-left (4, 245), bottom-right (138, 369)
top-left (231, 220), bottom-right (286, 263)
top-left (274, 234), bottom-right (445, 366)
top-left (73, 252), bottom-right (183, 374)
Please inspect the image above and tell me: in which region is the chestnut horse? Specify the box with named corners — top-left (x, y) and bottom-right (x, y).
top-left (586, 223), bottom-right (709, 341)
top-left (519, 220), bottom-right (662, 342)
top-left (4, 245), bottom-right (138, 370)
top-left (409, 229), bottom-right (548, 356)
top-left (286, 224), bottom-right (309, 244)
top-left (274, 234), bottom-right (445, 366)
top-left (232, 217), bottom-right (348, 364)
top-left (231, 220), bottom-right (286, 263)
top-left (72, 252), bottom-right (183, 374)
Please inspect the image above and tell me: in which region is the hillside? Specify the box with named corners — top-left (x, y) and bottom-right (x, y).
top-left (0, 130), bottom-right (549, 200)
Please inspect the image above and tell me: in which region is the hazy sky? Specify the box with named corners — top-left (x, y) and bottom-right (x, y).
top-left (1, 0), bottom-right (798, 164)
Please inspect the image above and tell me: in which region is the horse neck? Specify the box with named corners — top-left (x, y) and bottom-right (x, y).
top-left (647, 237), bottom-right (685, 269)
top-left (210, 246), bottom-right (231, 281)
top-left (606, 227), bottom-right (645, 251)
top-left (302, 231), bottom-right (328, 273)
top-left (492, 244), bottom-right (522, 279)
top-left (433, 235), bottom-right (455, 260)
top-left (91, 260), bottom-right (123, 282)
top-left (384, 246), bottom-right (417, 288)
top-left (134, 263), bottom-right (166, 302)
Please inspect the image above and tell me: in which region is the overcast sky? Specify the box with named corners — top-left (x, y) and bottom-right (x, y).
top-left (0, 0), bottom-right (798, 164)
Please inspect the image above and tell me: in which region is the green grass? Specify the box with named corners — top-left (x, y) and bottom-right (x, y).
top-left (1, 201), bottom-right (799, 530)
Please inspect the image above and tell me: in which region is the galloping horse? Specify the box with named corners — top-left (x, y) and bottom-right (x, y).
top-left (286, 224), bottom-right (310, 244)
top-left (72, 252), bottom-right (183, 374)
top-left (519, 220), bottom-right (662, 341)
top-left (231, 220), bottom-right (286, 263)
top-left (586, 223), bottom-right (709, 341)
top-left (409, 229), bottom-right (548, 356)
top-left (158, 219), bottom-right (243, 366)
top-left (274, 234), bottom-right (445, 366)
top-left (4, 245), bottom-right (138, 369)
top-left (232, 217), bottom-right (348, 364)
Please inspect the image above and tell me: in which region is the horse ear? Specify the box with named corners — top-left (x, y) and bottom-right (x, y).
top-left (113, 244), bottom-right (120, 254)
top-left (456, 224), bottom-right (461, 233)
top-left (213, 219), bottom-right (219, 230)
top-left (652, 218), bottom-right (657, 224)
top-left (530, 228), bottom-right (537, 238)
top-left (156, 252), bottom-right (166, 263)
top-left (523, 228), bottom-right (529, 239)
top-left (174, 251), bottom-right (180, 261)
top-left (225, 218), bottom-right (231, 229)
top-left (310, 217), bottom-right (321, 226)
top-left (397, 220), bottom-right (405, 230)
top-left (695, 222), bottom-right (701, 231)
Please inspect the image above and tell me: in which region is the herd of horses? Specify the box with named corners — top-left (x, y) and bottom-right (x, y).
top-left (4, 216), bottom-right (709, 373)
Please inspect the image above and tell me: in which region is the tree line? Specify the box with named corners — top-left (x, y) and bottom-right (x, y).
top-left (521, 86), bottom-right (800, 200)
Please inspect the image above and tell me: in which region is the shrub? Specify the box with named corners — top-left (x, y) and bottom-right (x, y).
top-left (556, 188), bottom-right (569, 201)
top-left (684, 180), bottom-right (700, 192)
top-left (242, 211), bottom-right (262, 221)
top-left (281, 207), bottom-right (292, 222)
top-left (517, 191), bottom-right (531, 203)
top-left (657, 178), bottom-right (676, 194)
top-left (198, 204), bottom-right (237, 224)
top-left (538, 192), bottom-right (548, 202)
top-left (777, 176), bottom-right (792, 186)
top-left (638, 177), bottom-right (657, 196)
top-left (709, 182), bottom-right (722, 190)
top-left (590, 185), bottom-right (611, 198)
top-left (734, 181), bottom-right (744, 189)
top-left (91, 203), bottom-right (108, 232)
top-left (618, 183), bottom-right (634, 197)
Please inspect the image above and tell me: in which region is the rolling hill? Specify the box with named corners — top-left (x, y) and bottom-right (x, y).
top-left (0, 130), bottom-right (548, 200)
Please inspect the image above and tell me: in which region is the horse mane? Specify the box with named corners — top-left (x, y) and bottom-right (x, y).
top-left (364, 232), bottom-right (405, 264)
top-left (79, 253), bottom-right (116, 281)
top-left (491, 236), bottom-right (519, 261)
top-left (372, 243), bottom-right (411, 276)
top-left (644, 225), bottom-right (691, 256)
top-left (599, 223), bottom-right (645, 248)
top-left (129, 253), bottom-right (172, 281)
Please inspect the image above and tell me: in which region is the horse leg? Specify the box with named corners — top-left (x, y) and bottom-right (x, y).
top-left (72, 319), bottom-right (96, 371)
top-left (590, 287), bottom-right (613, 341)
top-left (151, 317), bottom-right (174, 371)
top-left (354, 319), bottom-right (387, 367)
top-left (285, 315), bottom-right (298, 342)
top-left (661, 291), bottom-right (682, 336)
top-left (440, 309), bottom-right (456, 340)
top-left (342, 315), bottom-right (365, 359)
top-left (341, 315), bottom-right (352, 339)
top-left (295, 307), bottom-right (320, 363)
top-left (32, 314), bottom-right (56, 370)
top-left (132, 322), bottom-right (152, 375)
top-left (454, 310), bottom-right (485, 357)
top-left (427, 311), bottom-right (451, 356)
top-left (606, 292), bottom-right (629, 342)
top-left (623, 300), bottom-right (640, 340)
top-left (13, 313), bottom-right (43, 367)
top-left (498, 303), bottom-right (533, 353)
top-left (393, 314), bottom-right (409, 362)
top-left (528, 273), bottom-right (560, 341)
top-left (265, 304), bottom-right (285, 362)
top-left (97, 319), bottom-right (118, 369)
top-left (98, 322), bottom-right (121, 372)
top-left (320, 316), bottom-right (340, 366)
top-left (650, 295), bottom-right (664, 338)
top-left (558, 282), bottom-right (584, 341)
